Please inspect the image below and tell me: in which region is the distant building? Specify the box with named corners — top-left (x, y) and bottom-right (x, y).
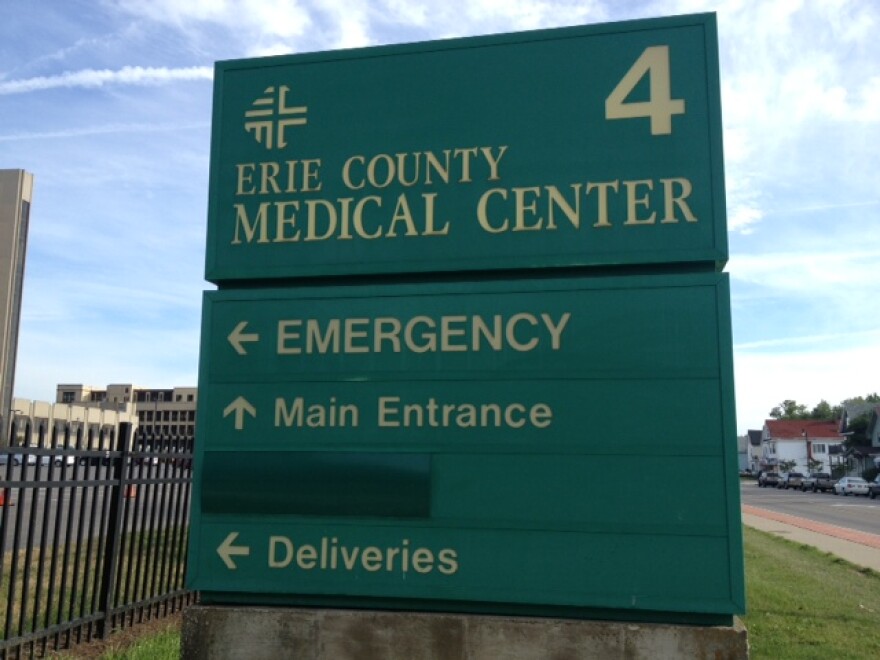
top-left (761, 419), bottom-right (842, 474)
top-left (747, 429), bottom-right (763, 472)
top-left (10, 396), bottom-right (134, 451)
top-left (0, 169), bottom-right (34, 447)
top-left (54, 383), bottom-right (197, 439)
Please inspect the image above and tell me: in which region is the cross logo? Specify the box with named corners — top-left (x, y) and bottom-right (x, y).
top-left (244, 85), bottom-right (308, 150)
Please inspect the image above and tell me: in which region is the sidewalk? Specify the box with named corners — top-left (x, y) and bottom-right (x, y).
top-left (742, 504), bottom-right (880, 573)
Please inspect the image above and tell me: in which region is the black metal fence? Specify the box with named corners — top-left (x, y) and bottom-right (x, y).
top-left (0, 423), bottom-right (194, 659)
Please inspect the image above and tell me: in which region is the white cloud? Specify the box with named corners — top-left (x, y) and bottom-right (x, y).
top-left (734, 339), bottom-right (880, 433)
top-left (730, 249), bottom-right (880, 296)
top-left (0, 121), bottom-right (209, 141)
top-left (0, 66), bottom-right (213, 94)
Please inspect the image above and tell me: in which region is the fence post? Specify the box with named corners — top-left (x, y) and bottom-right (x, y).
top-left (97, 422), bottom-right (132, 639)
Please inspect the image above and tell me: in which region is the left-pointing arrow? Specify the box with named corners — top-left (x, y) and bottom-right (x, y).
top-left (223, 396), bottom-right (257, 430)
top-left (217, 531), bottom-right (250, 570)
top-left (228, 321), bottom-right (260, 355)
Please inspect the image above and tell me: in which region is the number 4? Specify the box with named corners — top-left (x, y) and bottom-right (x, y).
top-left (605, 45), bottom-right (685, 135)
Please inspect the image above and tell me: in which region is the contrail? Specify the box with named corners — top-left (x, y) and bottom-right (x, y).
top-left (0, 65), bottom-right (213, 94)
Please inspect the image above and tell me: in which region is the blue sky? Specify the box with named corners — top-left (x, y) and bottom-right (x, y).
top-left (2, 0), bottom-right (878, 434)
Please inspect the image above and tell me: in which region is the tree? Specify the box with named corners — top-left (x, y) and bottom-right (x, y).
top-left (769, 400), bottom-right (809, 420)
top-left (778, 459), bottom-right (797, 473)
top-left (809, 399), bottom-right (839, 420)
top-left (807, 457), bottom-right (824, 473)
top-left (843, 413), bottom-right (871, 448)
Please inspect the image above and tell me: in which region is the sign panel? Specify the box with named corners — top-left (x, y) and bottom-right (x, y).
top-left (188, 273), bottom-right (744, 622)
top-left (204, 13), bottom-right (726, 282)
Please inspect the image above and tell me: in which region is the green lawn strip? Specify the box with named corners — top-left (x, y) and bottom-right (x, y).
top-left (743, 526), bottom-right (880, 659)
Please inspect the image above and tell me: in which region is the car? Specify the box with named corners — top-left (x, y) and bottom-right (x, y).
top-left (832, 476), bottom-right (869, 496)
top-left (0, 452), bottom-right (35, 466)
top-left (779, 472), bottom-right (804, 489)
top-left (53, 454), bottom-right (76, 466)
top-left (0, 453), bottom-right (21, 466)
top-left (869, 476), bottom-right (880, 500)
top-left (757, 471), bottom-right (780, 487)
top-left (801, 472), bottom-right (834, 492)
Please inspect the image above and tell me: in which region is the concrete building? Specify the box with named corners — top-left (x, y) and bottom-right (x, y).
top-left (0, 169), bottom-right (34, 447)
top-left (10, 396), bottom-right (135, 451)
top-left (55, 383), bottom-right (197, 439)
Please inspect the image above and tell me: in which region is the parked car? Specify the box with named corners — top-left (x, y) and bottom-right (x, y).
top-left (757, 471), bottom-right (780, 487)
top-left (779, 472), bottom-right (805, 489)
top-left (1, 451), bottom-right (35, 466)
top-left (832, 476), bottom-right (869, 496)
top-left (801, 472), bottom-right (834, 492)
top-left (869, 477), bottom-right (880, 500)
top-left (0, 453), bottom-right (21, 466)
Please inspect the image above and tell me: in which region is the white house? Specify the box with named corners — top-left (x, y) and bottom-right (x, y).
top-left (761, 419), bottom-right (842, 474)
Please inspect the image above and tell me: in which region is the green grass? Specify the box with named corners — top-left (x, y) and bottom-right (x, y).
top-left (743, 526), bottom-right (880, 659)
top-left (96, 625), bottom-right (180, 660)
top-left (35, 526), bottom-right (880, 658)
top-left (1, 526), bottom-right (187, 643)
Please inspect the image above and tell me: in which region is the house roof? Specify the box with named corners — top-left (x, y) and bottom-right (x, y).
top-left (764, 419), bottom-right (840, 440)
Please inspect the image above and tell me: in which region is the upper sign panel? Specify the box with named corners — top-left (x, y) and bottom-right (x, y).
top-left (205, 13), bottom-right (726, 283)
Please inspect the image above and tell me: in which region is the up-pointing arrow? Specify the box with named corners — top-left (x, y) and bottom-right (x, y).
top-left (223, 396), bottom-right (256, 430)
top-left (228, 321), bottom-right (260, 355)
top-left (217, 531), bottom-right (250, 570)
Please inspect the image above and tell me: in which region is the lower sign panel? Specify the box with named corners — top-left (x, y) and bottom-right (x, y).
top-left (189, 273), bottom-right (744, 622)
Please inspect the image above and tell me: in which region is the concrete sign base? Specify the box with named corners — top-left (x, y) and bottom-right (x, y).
top-left (181, 605), bottom-right (748, 659)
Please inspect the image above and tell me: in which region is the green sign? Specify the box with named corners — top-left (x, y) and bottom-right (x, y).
top-left (204, 13), bottom-right (726, 282)
top-left (188, 273), bottom-right (744, 622)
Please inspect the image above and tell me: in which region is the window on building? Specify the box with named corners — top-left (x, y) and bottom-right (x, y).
top-left (176, 395), bottom-right (182, 402)
top-left (813, 443), bottom-right (826, 454)
top-left (146, 411), bottom-right (153, 422)
top-left (61, 391), bottom-right (75, 403)
top-left (171, 411), bottom-right (179, 422)
top-left (187, 394), bottom-right (194, 402)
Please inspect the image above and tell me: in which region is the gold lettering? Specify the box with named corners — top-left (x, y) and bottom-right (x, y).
top-left (386, 194), bottom-right (418, 237)
top-left (481, 145), bottom-right (508, 181)
top-left (477, 188), bottom-right (508, 233)
top-left (353, 196), bottom-right (382, 239)
top-left (304, 199), bottom-right (337, 241)
top-left (623, 179), bottom-right (656, 225)
top-left (273, 200), bottom-right (301, 242)
top-left (235, 163), bottom-right (256, 195)
top-left (232, 202), bottom-right (270, 244)
top-left (513, 186), bottom-right (543, 231)
top-left (302, 158), bottom-right (322, 193)
top-left (586, 180), bottom-right (619, 228)
top-left (660, 177), bottom-right (698, 223)
top-left (545, 184), bottom-right (581, 230)
top-left (342, 155), bottom-right (366, 190)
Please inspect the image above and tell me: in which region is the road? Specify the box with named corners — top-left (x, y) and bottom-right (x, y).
top-left (740, 480), bottom-right (880, 537)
